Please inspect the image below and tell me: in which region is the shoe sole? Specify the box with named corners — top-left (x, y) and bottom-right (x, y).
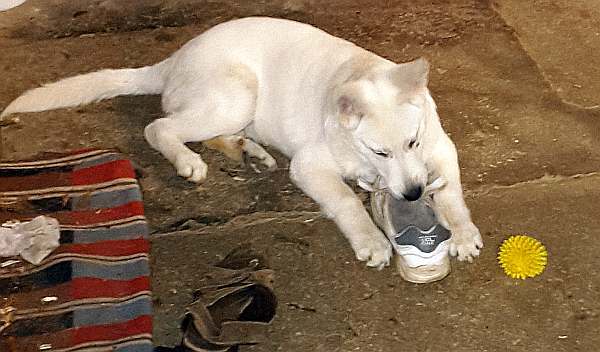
top-left (396, 254), bottom-right (450, 283)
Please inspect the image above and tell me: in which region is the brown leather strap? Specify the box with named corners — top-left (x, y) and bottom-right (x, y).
top-left (177, 248), bottom-right (277, 351)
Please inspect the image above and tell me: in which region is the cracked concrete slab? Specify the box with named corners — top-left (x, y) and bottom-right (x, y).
top-left (152, 174), bottom-right (600, 351)
top-left (0, 0), bottom-right (599, 351)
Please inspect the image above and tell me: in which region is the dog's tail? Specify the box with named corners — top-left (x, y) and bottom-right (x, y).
top-left (1, 60), bottom-right (168, 118)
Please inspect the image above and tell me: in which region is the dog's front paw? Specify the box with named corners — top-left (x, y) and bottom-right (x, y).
top-left (449, 222), bottom-right (483, 262)
top-left (350, 231), bottom-right (392, 270)
top-left (174, 153), bottom-right (208, 183)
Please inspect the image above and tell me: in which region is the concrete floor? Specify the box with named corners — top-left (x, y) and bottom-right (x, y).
top-left (0, 1), bottom-right (599, 351)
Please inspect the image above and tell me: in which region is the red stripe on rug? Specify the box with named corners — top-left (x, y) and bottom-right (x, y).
top-left (71, 277), bottom-right (150, 299)
top-left (9, 277), bottom-right (149, 310)
top-left (72, 315), bottom-right (152, 345)
top-left (9, 281), bottom-right (71, 310)
top-left (64, 201), bottom-right (145, 225)
top-left (72, 159), bottom-right (136, 185)
top-left (8, 315), bottom-right (153, 351)
top-left (0, 172), bottom-right (71, 191)
top-left (54, 238), bottom-right (149, 257)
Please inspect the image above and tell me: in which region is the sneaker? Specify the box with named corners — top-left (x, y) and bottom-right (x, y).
top-left (0, 0), bottom-right (27, 12)
top-left (371, 181), bottom-right (451, 283)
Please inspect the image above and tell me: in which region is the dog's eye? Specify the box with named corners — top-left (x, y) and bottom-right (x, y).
top-left (408, 139), bottom-right (418, 149)
top-left (372, 150), bottom-right (390, 158)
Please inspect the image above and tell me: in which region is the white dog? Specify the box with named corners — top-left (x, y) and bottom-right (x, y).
top-left (1, 17), bottom-right (482, 269)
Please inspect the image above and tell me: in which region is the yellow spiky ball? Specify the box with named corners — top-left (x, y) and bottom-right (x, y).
top-left (498, 235), bottom-right (547, 279)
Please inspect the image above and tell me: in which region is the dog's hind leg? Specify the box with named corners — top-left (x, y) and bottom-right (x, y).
top-left (203, 136), bottom-right (245, 164)
top-left (239, 138), bottom-right (278, 170)
top-left (144, 65), bottom-right (257, 183)
top-left (204, 136), bottom-right (278, 170)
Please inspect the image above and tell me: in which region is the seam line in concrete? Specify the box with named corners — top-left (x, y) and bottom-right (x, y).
top-left (466, 171), bottom-right (600, 197)
top-left (151, 210), bottom-right (322, 238)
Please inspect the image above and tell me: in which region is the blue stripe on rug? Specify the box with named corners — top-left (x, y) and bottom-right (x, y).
top-left (71, 186), bottom-right (143, 210)
top-left (73, 295), bottom-right (152, 327)
top-left (70, 222), bottom-right (149, 243)
top-left (72, 258), bottom-right (149, 280)
top-left (117, 340), bottom-right (155, 352)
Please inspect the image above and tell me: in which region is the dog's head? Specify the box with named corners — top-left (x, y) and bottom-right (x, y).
top-left (334, 58), bottom-right (432, 201)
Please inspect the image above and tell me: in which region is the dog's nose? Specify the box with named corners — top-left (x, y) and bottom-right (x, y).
top-left (402, 186), bottom-right (423, 201)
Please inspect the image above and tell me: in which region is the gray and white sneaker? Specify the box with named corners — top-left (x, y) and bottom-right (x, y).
top-left (371, 179), bottom-right (451, 283)
top-left (0, 0), bottom-right (27, 11)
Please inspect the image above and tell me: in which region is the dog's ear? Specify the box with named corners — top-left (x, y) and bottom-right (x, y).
top-left (390, 57), bottom-right (430, 93)
top-left (337, 94), bottom-right (363, 130)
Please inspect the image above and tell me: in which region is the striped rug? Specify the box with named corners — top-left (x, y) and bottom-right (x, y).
top-left (0, 149), bottom-right (152, 352)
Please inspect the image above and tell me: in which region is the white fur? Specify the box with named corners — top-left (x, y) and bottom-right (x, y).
top-left (1, 17), bottom-right (483, 268)
top-left (1, 66), bottom-right (164, 117)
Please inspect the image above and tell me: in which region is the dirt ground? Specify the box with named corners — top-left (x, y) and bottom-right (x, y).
top-left (1, 0), bottom-right (599, 351)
